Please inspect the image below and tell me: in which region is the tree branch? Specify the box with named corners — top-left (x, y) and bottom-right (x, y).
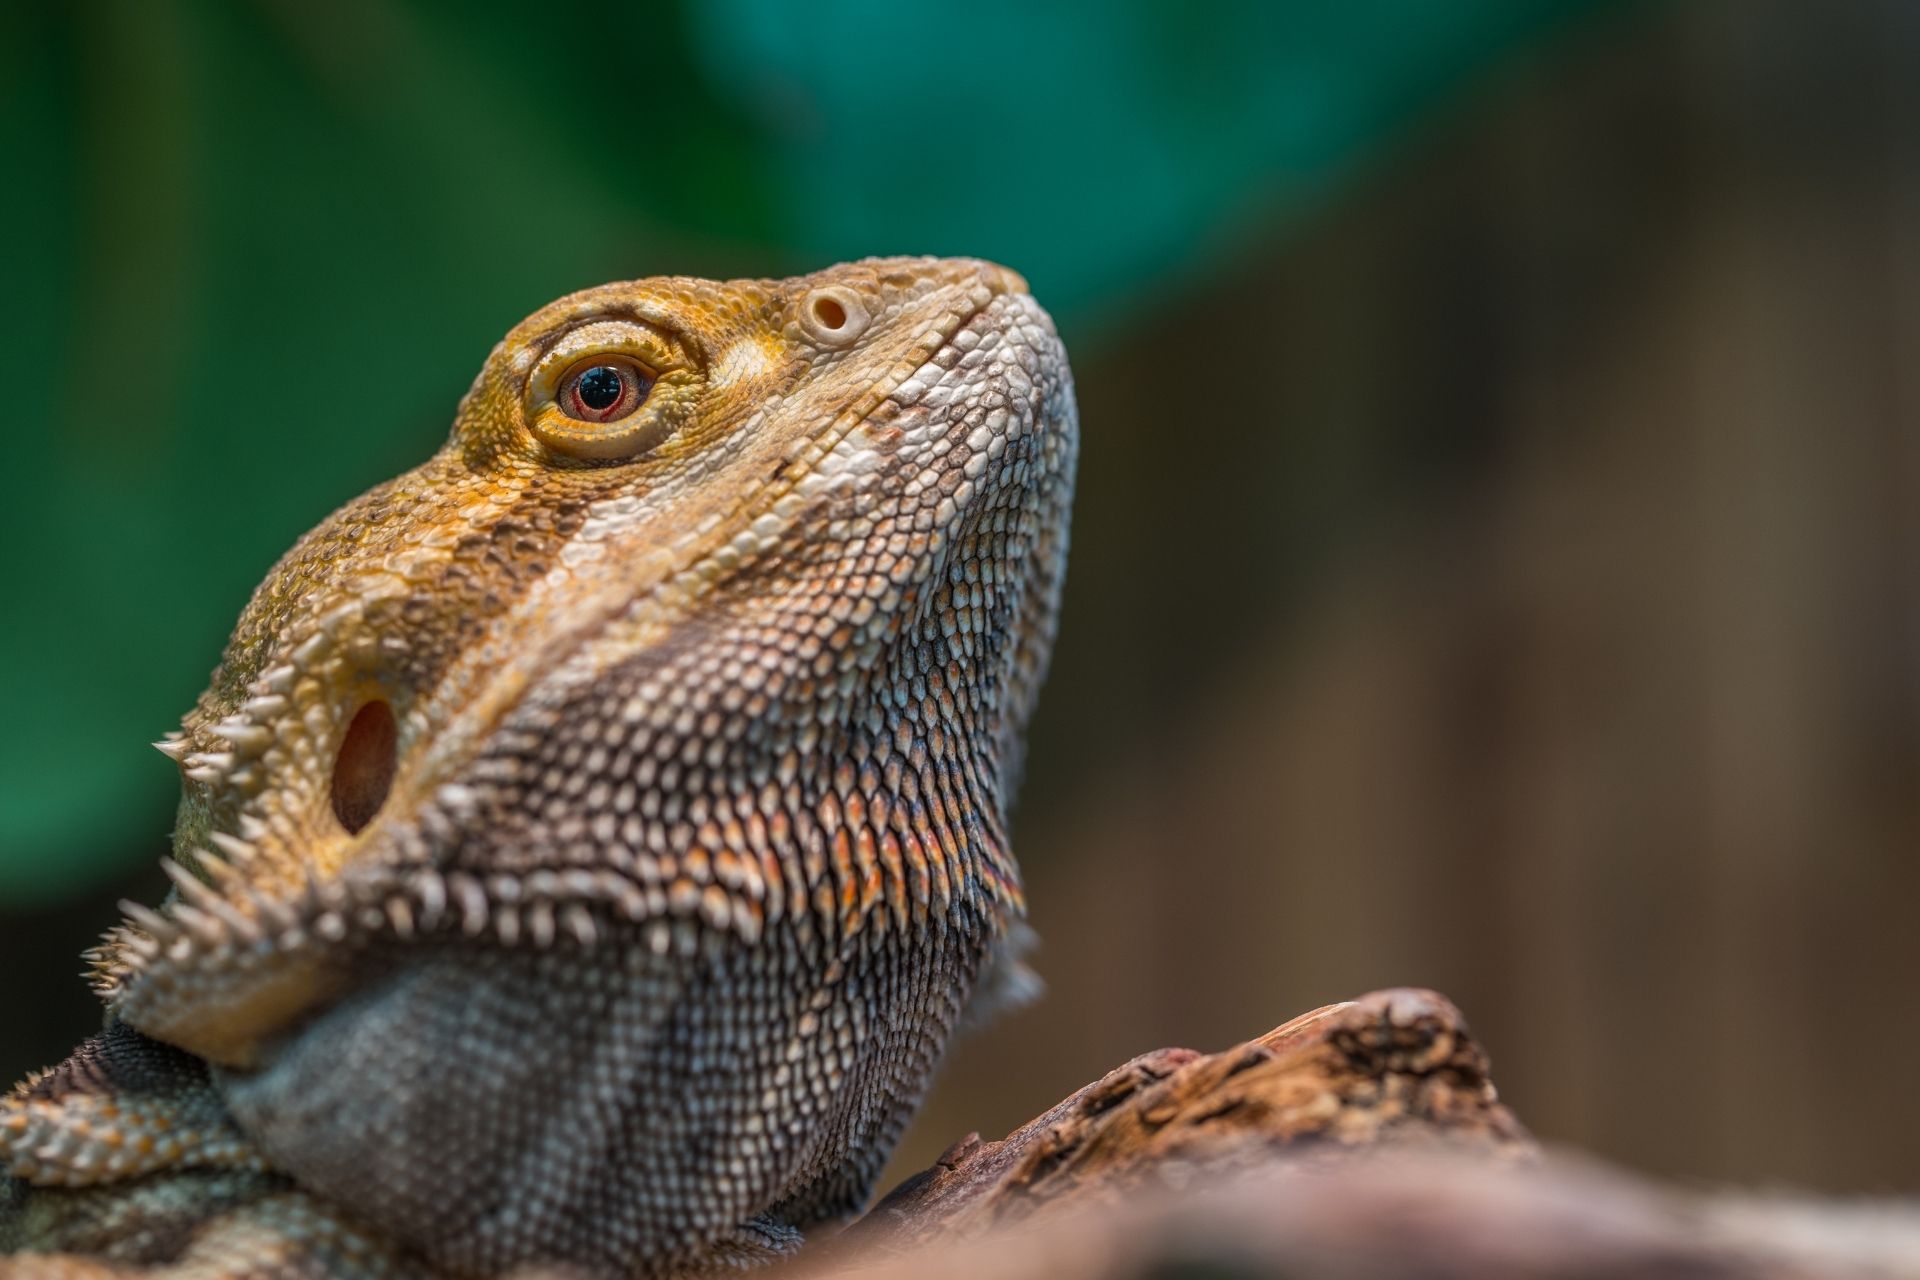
top-left (788, 989), bottom-right (1920, 1280)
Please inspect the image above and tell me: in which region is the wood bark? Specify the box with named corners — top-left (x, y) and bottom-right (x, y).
top-left (784, 989), bottom-right (1920, 1279)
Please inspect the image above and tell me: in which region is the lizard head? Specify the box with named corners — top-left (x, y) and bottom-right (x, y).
top-left (95, 257), bottom-right (1077, 1073)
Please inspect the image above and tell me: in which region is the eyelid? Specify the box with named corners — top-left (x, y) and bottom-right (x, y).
top-left (528, 319), bottom-right (680, 403)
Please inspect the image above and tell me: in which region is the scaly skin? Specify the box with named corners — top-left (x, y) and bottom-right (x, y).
top-left (1, 258), bottom-right (1078, 1277)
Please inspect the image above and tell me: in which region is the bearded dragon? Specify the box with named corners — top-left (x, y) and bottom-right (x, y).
top-left (0, 257), bottom-right (1078, 1278)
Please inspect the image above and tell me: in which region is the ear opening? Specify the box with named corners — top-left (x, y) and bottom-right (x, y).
top-left (330, 699), bottom-right (396, 835)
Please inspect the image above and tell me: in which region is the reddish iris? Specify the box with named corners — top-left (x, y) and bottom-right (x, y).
top-left (560, 359), bottom-right (651, 422)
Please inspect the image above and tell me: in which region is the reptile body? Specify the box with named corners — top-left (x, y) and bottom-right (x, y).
top-left (0, 257), bottom-right (1078, 1277)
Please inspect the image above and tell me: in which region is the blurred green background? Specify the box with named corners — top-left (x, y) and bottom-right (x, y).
top-left (0, 0), bottom-right (1604, 891)
top-left (8, 0), bottom-right (1920, 1197)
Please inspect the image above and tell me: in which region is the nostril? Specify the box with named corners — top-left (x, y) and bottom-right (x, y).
top-left (811, 295), bottom-right (847, 330)
top-left (330, 700), bottom-right (396, 835)
top-left (798, 286), bottom-right (870, 348)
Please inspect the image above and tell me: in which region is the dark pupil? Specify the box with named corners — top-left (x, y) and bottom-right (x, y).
top-left (575, 366), bottom-right (625, 412)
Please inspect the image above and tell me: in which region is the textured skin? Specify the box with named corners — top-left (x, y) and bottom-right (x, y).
top-left (1, 258), bottom-right (1077, 1277)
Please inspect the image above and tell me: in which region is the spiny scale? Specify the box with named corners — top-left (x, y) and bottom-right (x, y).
top-left (2, 257), bottom-right (1076, 1278)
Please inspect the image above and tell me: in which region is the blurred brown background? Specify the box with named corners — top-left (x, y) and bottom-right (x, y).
top-left (4, 0), bottom-right (1918, 1198)
top-left (915, 0), bottom-right (1920, 1193)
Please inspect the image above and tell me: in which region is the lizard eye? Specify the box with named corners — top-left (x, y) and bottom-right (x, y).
top-left (558, 356), bottom-right (652, 423)
top-left (525, 319), bottom-right (686, 461)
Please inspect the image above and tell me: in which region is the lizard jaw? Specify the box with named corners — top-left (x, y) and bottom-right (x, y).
top-left (97, 260), bottom-right (1063, 1074)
